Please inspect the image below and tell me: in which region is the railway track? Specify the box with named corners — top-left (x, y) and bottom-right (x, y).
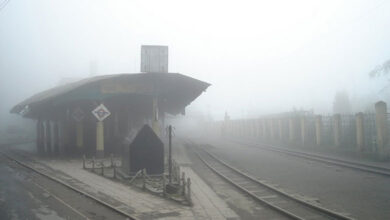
top-left (232, 139), bottom-right (390, 177)
top-left (0, 150), bottom-right (138, 220)
top-left (194, 145), bottom-right (354, 220)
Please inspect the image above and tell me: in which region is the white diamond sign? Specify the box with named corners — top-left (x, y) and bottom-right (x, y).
top-left (72, 107), bottom-right (85, 122)
top-left (92, 104), bottom-right (111, 121)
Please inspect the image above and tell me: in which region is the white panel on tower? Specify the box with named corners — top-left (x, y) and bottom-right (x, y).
top-left (141, 45), bottom-right (168, 73)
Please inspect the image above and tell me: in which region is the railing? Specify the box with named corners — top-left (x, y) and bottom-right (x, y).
top-left (82, 156), bottom-right (192, 206)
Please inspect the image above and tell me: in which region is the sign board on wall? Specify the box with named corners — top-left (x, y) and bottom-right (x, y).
top-left (92, 104), bottom-right (111, 121)
top-left (141, 45), bottom-right (168, 73)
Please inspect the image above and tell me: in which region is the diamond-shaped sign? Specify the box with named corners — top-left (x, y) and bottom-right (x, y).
top-left (72, 107), bottom-right (85, 122)
top-left (92, 104), bottom-right (111, 121)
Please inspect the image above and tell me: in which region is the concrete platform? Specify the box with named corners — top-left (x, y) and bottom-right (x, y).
top-left (7, 143), bottom-right (239, 220)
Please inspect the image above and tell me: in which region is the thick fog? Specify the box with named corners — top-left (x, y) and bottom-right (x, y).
top-left (1, 0), bottom-right (390, 128)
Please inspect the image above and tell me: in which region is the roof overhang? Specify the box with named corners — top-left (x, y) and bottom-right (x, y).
top-left (11, 73), bottom-right (210, 118)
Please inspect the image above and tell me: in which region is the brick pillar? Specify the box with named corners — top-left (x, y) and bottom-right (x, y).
top-left (288, 117), bottom-right (296, 143)
top-left (333, 114), bottom-right (341, 147)
top-left (315, 115), bottom-right (322, 146)
top-left (269, 119), bottom-right (275, 140)
top-left (278, 118), bottom-right (283, 141)
top-left (257, 119), bottom-right (262, 139)
top-left (262, 119), bottom-right (268, 140)
top-left (241, 120), bottom-right (245, 137)
top-left (355, 112), bottom-right (364, 152)
top-left (375, 101), bottom-right (388, 157)
top-left (300, 117), bottom-right (306, 147)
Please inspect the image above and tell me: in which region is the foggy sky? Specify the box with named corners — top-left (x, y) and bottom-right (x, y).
top-left (1, 0), bottom-right (390, 124)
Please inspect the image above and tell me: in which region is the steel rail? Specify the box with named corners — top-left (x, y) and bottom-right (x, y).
top-left (194, 145), bottom-right (354, 220)
top-left (0, 150), bottom-right (139, 220)
top-left (232, 139), bottom-right (390, 177)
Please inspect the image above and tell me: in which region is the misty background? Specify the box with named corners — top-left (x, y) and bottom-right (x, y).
top-left (1, 0), bottom-right (390, 131)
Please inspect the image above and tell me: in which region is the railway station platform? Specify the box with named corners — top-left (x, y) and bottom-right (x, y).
top-left (7, 142), bottom-right (239, 220)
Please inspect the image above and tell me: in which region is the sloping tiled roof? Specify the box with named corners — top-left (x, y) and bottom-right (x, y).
top-left (11, 73), bottom-right (210, 117)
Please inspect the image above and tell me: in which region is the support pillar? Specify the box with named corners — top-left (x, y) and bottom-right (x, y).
top-left (36, 119), bottom-right (44, 154)
top-left (300, 117), bottom-right (306, 147)
top-left (355, 113), bottom-right (364, 152)
top-left (315, 115), bottom-right (322, 146)
top-left (53, 121), bottom-right (59, 155)
top-left (375, 101), bottom-right (389, 157)
top-left (45, 120), bottom-right (52, 155)
top-left (333, 114), bottom-right (341, 147)
top-left (96, 121), bottom-right (104, 158)
top-left (76, 122), bottom-right (84, 150)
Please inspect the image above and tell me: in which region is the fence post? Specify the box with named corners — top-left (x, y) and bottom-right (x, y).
top-left (110, 154), bottom-right (113, 167)
top-left (333, 114), bottom-right (341, 147)
top-left (375, 101), bottom-right (389, 158)
top-left (101, 162), bottom-right (104, 176)
top-left (83, 155), bottom-right (86, 169)
top-left (315, 115), bottom-right (322, 146)
top-left (356, 112), bottom-right (365, 152)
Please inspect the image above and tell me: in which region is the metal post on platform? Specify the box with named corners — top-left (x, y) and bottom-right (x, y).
top-left (83, 155), bottom-right (86, 169)
top-left (162, 176), bottom-right (166, 197)
top-left (113, 163), bottom-right (116, 179)
top-left (92, 157), bottom-right (95, 172)
top-left (181, 172), bottom-right (186, 196)
top-left (110, 154), bottom-right (114, 167)
top-left (187, 178), bottom-right (191, 204)
top-left (168, 125), bottom-right (172, 184)
top-left (142, 169), bottom-right (146, 190)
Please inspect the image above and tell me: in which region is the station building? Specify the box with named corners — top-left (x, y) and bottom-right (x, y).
top-left (11, 72), bottom-right (210, 157)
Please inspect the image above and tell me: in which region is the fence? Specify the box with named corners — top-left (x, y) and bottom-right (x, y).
top-left (213, 101), bottom-right (390, 158)
top-left (82, 156), bottom-right (192, 206)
